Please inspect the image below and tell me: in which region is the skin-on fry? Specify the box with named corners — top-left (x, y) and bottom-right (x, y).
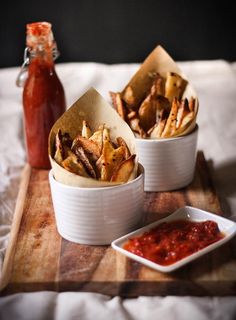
top-left (188, 97), bottom-right (196, 113)
top-left (122, 85), bottom-right (136, 107)
top-left (173, 111), bottom-right (195, 136)
top-left (176, 98), bottom-right (190, 129)
top-left (99, 140), bottom-right (126, 181)
top-left (54, 129), bottom-right (72, 165)
top-left (81, 120), bottom-right (92, 139)
top-left (72, 146), bottom-right (97, 179)
top-left (161, 98), bottom-right (179, 138)
top-left (128, 116), bottom-right (146, 138)
top-left (54, 130), bottom-right (64, 165)
top-left (165, 72), bottom-right (187, 102)
top-left (62, 151), bottom-right (90, 177)
top-left (109, 92), bottom-right (127, 120)
top-left (111, 154), bottom-right (136, 182)
top-left (148, 109), bottom-right (169, 138)
top-left (139, 93), bottom-right (170, 132)
top-left (89, 126), bottom-right (104, 154)
top-left (72, 135), bottom-right (101, 161)
top-left (116, 136), bottom-right (131, 159)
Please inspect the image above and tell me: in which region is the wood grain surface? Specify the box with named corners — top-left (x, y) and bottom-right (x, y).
top-left (1, 152), bottom-right (236, 296)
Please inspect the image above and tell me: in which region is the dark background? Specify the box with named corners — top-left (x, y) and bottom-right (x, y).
top-left (0, 0), bottom-right (235, 68)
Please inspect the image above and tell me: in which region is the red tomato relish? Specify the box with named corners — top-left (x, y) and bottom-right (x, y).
top-left (123, 220), bottom-right (225, 266)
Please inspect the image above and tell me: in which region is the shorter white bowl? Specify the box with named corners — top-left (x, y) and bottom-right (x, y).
top-left (112, 206), bottom-right (236, 273)
top-left (136, 126), bottom-right (198, 192)
top-left (49, 165), bottom-right (144, 245)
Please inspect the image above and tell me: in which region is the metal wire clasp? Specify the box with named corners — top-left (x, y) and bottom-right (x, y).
top-left (16, 44), bottom-right (60, 88)
top-left (16, 47), bottom-right (30, 87)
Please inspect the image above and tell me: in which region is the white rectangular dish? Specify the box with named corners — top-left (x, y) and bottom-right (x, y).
top-left (111, 206), bottom-right (236, 273)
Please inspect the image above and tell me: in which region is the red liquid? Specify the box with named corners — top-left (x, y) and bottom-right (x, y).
top-left (123, 220), bottom-right (225, 266)
top-left (23, 58), bottom-right (65, 168)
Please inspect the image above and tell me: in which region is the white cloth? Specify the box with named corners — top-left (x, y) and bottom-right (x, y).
top-left (0, 61), bottom-right (236, 320)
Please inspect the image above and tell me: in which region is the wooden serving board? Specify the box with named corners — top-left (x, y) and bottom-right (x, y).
top-left (1, 152), bottom-right (236, 296)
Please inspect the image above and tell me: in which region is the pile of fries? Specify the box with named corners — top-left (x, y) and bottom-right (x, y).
top-left (110, 72), bottom-right (197, 138)
top-left (54, 121), bottom-right (136, 183)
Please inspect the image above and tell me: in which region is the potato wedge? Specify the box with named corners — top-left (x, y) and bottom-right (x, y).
top-left (89, 126), bottom-right (104, 154)
top-left (62, 151), bottom-right (90, 177)
top-left (99, 140), bottom-right (125, 181)
top-left (148, 109), bottom-right (169, 138)
top-left (176, 98), bottom-right (190, 129)
top-left (122, 85), bottom-right (136, 107)
top-left (173, 111), bottom-right (195, 136)
top-left (72, 135), bottom-right (101, 161)
top-left (109, 92), bottom-right (127, 120)
top-left (127, 111), bottom-right (137, 120)
top-left (81, 120), bottom-right (92, 139)
top-left (165, 72), bottom-right (187, 102)
top-left (73, 146), bottom-right (97, 179)
top-left (116, 136), bottom-right (131, 159)
top-left (54, 129), bottom-right (72, 164)
top-left (138, 95), bottom-right (157, 132)
top-left (189, 97), bottom-right (196, 113)
top-left (54, 129), bottom-right (64, 165)
top-left (161, 98), bottom-right (179, 137)
top-left (128, 116), bottom-right (146, 138)
top-left (111, 155), bottom-right (136, 182)
top-left (150, 73), bottom-right (165, 96)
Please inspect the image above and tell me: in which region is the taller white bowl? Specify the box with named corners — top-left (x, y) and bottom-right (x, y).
top-left (49, 165), bottom-right (144, 245)
top-left (136, 126), bottom-right (198, 192)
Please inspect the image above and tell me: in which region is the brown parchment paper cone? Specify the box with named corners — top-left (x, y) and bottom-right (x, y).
top-left (49, 88), bottom-right (138, 187)
top-left (121, 45), bottom-right (199, 137)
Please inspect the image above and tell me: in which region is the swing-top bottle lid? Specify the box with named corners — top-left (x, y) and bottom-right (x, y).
top-left (26, 22), bottom-right (54, 50)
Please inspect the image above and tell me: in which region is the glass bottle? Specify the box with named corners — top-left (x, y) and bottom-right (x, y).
top-left (17, 22), bottom-right (66, 169)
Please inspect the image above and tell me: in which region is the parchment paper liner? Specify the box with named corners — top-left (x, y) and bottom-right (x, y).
top-left (121, 45), bottom-right (199, 137)
top-left (49, 88), bottom-right (138, 187)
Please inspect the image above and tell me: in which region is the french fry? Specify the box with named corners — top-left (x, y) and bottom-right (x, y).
top-left (165, 72), bottom-right (187, 102)
top-left (161, 98), bottom-right (179, 138)
top-left (54, 129), bottom-right (72, 164)
top-left (89, 126), bottom-right (104, 154)
top-left (111, 155), bottom-right (136, 182)
top-left (173, 112), bottom-right (195, 136)
top-left (148, 109), bottom-right (169, 138)
top-left (72, 135), bottom-right (101, 161)
top-left (127, 111), bottom-right (137, 120)
top-left (116, 136), bottom-right (131, 159)
top-left (176, 98), bottom-right (190, 129)
top-left (99, 140), bottom-right (125, 181)
top-left (128, 116), bottom-right (146, 138)
top-left (54, 130), bottom-right (64, 165)
top-left (138, 95), bottom-right (157, 132)
top-left (122, 85), bottom-right (136, 107)
top-left (150, 73), bottom-right (165, 96)
top-left (62, 151), bottom-right (90, 177)
top-left (73, 146), bottom-right (97, 179)
top-left (189, 97), bottom-right (196, 112)
top-left (81, 120), bottom-right (92, 139)
top-left (109, 92), bottom-right (127, 120)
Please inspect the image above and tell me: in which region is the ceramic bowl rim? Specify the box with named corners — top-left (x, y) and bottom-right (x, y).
top-left (49, 163), bottom-right (144, 191)
top-left (135, 124), bottom-right (198, 144)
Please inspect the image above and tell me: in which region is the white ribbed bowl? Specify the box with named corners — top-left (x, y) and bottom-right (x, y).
top-left (136, 126), bottom-right (198, 192)
top-left (49, 164), bottom-right (144, 245)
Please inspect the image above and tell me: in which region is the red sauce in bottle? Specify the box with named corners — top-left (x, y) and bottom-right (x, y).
top-left (123, 220), bottom-right (225, 266)
top-left (22, 22), bottom-right (66, 169)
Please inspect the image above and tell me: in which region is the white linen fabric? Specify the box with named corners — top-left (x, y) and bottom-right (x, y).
top-left (0, 61), bottom-right (236, 320)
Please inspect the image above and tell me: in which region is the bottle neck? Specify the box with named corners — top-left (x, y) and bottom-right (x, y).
top-left (28, 47), bottom-right (55, 66)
